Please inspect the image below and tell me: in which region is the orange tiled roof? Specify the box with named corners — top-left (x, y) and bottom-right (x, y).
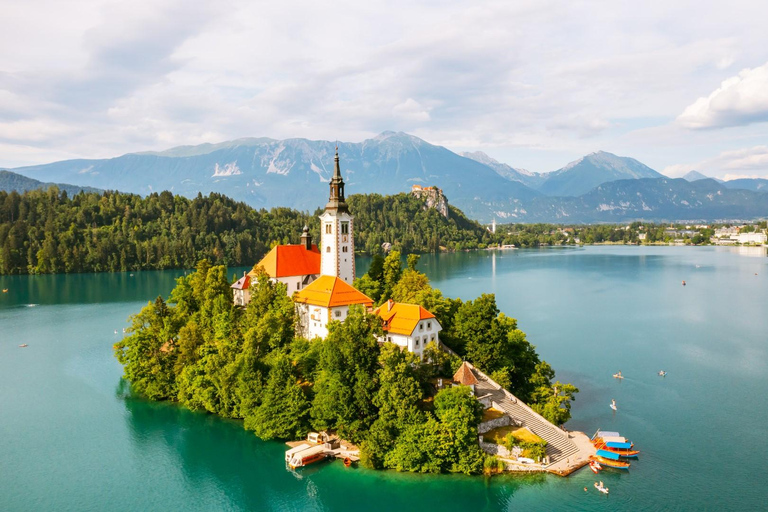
top-left (372, 300), bottom-right (436, 336)
top-left (453, 361), bottom-right (478, 386)
top-left (294, 275), bottom-right (373, 308)
top-left (250, 244), bottom-right (320, 278)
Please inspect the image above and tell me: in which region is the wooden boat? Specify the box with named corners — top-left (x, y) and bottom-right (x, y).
top-left (343, 457), bottom-right (352, 467)
top-left (682, 280), bottom-right (686, 286)
top-left (593, 440), bottom-right (640, 458)
top-left (589, 461), bottom-right (601, 474)
top-left (591, 430), bottom-right (638, 457)
top-left (590, 450), bottom-right (630, 469)
top-left (2, 288), bottom-right (8, 293)
top-left (287, 445), bottom-right (328, 469)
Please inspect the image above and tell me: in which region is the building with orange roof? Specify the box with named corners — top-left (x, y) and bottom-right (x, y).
top-left (240, 226), bottom-right (320, 301)
top-left (294, 275), bottom-right (374, 339)
top-left (372, 299), bottom-right (442, 357)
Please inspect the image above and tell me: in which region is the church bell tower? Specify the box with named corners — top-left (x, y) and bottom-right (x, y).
top-left (319, 148), bottom-right (355, 283)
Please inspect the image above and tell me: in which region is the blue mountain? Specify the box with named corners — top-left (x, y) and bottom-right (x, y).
top-left (537, 151), bottom-right (663, 197)
top-left (11, 132), bottom-right (540, 221)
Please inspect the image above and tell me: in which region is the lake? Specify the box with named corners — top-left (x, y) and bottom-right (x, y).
top-left (1, 246), bottom-right (766, 511)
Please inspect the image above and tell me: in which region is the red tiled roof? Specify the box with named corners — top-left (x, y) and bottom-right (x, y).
top-left (231, 274), bottom-right (251, 290)
top-left (453, 362), bottom-right (478, 386)
top-left (372, 300), bottom-right (437, 336)
top-left (294, 275), bottom-right (373, 308)
top-left (250, 244), bottom-right (321, 278)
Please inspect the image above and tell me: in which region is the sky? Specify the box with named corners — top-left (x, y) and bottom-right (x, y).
top-left (2, 0), bottom-right (768, 179)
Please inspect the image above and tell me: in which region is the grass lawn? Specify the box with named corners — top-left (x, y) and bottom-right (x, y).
top-left (484, 426), bottom-right (544, 445)
top-left (481, 408), bottom-right (506, 423)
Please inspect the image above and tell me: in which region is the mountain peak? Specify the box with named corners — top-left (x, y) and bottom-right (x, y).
top-left (540, 150), bottom-right (661, 196)
top-left (681, 170), bottom-right (710, 182)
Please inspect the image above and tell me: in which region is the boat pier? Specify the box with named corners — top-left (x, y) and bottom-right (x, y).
top-left (470, 361), bottom-right (597, 476)
top-left (285, 436), bottom-right (360, 468)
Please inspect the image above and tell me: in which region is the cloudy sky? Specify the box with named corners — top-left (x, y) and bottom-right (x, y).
top-left (2, 0), bottom-right (768, 179)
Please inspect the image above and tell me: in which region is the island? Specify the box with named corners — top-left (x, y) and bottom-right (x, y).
top-left (114, 150), bottom-right (592, 476)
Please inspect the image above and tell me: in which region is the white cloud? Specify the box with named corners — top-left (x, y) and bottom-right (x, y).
top-left (677, 63), bottom-right (768, 129)
top-left (2, 0), bottom-right (768, 173)
top-left (664, 145), bottom-right (768, 180)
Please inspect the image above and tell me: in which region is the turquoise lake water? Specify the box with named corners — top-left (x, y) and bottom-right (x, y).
top-left (1, 246), bottom-right (767, 511)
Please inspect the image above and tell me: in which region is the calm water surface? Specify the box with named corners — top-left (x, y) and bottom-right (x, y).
top-left (1, 246), bottom-right (766, 511)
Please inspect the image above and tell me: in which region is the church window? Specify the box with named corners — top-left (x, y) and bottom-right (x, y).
top-left (326, 246), bottom-right (331, 253)
top-left (342, 246), bottom-right (348, 253)
top-left (325, 223), bottom-right (332, 234)
top-left (341, 222), bottom-right (349, 234)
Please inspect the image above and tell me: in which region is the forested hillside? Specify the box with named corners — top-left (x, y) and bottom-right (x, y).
top-left (0, 188), bottom-right (492, 274)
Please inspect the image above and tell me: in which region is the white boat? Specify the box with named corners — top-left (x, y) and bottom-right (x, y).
top-left (594, 482), bottom-right (609, 494)
top-left (613, 372), bottom-right (623, 379)
top-left (285, 443), bottom-right (312, 463)
top-left (658, 370), bottom-right (667, 377)
top-left (610, 400), bottom-right (617, 411)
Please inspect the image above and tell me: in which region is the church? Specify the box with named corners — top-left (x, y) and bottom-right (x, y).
top-left (233, 148), bottom-right (443, 349)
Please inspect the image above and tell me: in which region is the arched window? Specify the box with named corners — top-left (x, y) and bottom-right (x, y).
top-left (326, 246), bottom-right (331, 252)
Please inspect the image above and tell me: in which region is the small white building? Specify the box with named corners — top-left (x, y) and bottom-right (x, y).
top-left (294, 275), bottom-right (374, 340)
top-left (735, 232), bottom-right (767, 245)
top-left (372, 300), bottom-right (442, 358)
top-left (231, 272), bottom-right (251, 307)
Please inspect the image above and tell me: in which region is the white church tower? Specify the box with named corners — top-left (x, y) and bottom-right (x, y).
top-left (319, 148), bottom-right (355, 284)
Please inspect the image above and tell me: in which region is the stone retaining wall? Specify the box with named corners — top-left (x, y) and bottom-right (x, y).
top-left (478, 414), bottom-right (512, 434)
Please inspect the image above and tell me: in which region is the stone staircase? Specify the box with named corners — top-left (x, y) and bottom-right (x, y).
top-left (473, 367), bottom-right (580, 465)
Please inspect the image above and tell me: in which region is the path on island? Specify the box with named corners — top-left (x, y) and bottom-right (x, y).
top-left (470, 362), bottom-right (595, 475)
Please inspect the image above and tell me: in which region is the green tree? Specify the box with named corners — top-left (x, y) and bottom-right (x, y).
top-left (246, 353), bottom-right (310, 440)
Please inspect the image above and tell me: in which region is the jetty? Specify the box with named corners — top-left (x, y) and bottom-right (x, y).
top-left (285, 434), bottom-right (360, 468)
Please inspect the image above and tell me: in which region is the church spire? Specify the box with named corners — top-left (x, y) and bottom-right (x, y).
top-left (326, 146), bottom-right (348, 213)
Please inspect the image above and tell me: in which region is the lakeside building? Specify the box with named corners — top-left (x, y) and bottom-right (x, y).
top-left (372, 300), bottom-right (442, 358)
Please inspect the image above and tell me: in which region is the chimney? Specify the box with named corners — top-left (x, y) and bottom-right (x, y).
top-left (301, 225), bottom-right (312, 250)
top-left (387, 299), bottom-right (394, 311)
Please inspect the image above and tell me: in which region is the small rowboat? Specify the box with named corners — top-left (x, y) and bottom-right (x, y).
top-left (594, 482), bottom-right (609, 494)
top-left (589, 461), bottom-right (601, 474)
top-left (613, 372), bottom-right (623, 379)
top-left (658, 370), bottom-right (667, 377)
top-left (19, 344), bottom-right (28, 348)
top-left (343, 457), bottom-right (352, 467)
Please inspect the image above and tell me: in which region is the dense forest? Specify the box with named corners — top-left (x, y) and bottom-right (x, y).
top-left (115, 253), bottom-right (578, 475)
top-left (0, 187), bottom-right (492, 275)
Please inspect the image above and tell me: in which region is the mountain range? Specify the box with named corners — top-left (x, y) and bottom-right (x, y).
top-left (7, 132), bottom-right (768, 223)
